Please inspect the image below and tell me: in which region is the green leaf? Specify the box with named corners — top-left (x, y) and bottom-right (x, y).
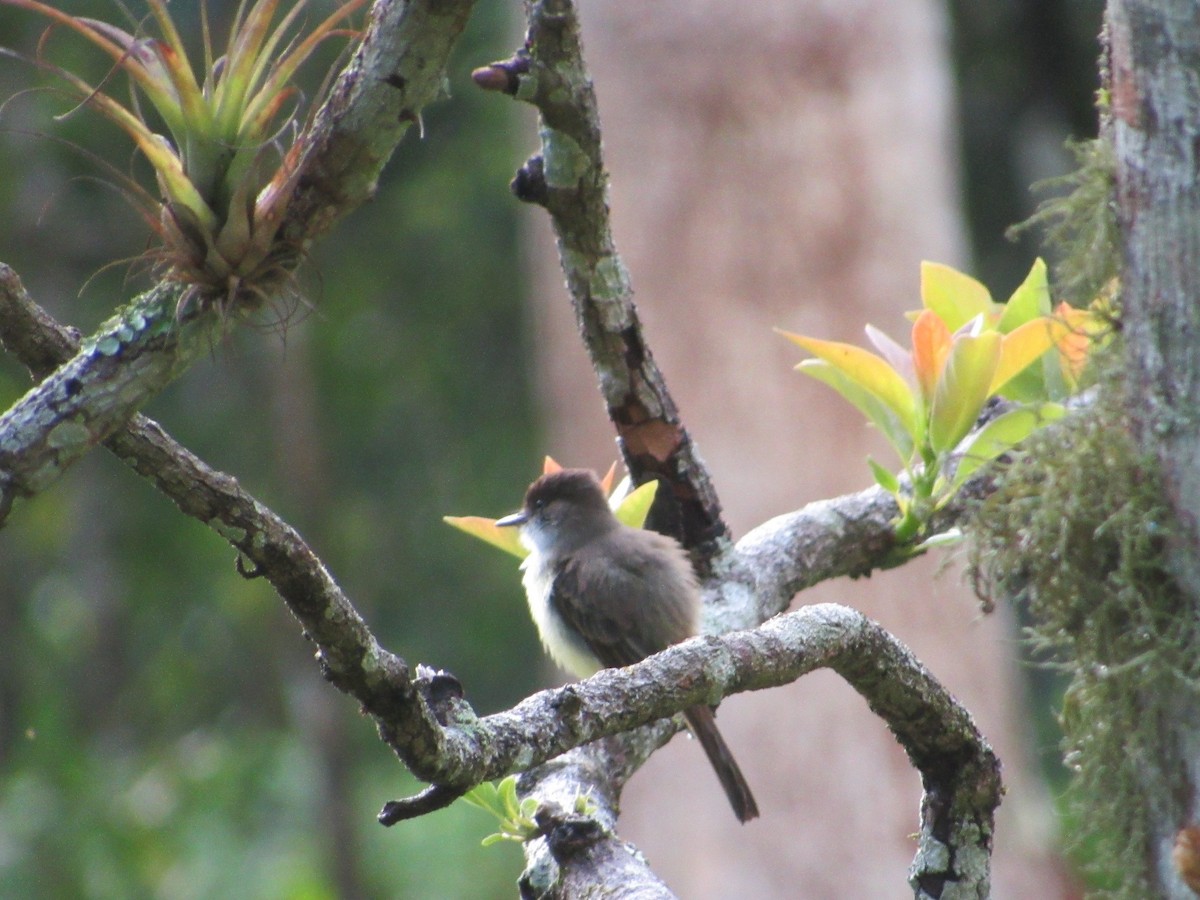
top-left (462, 784), bottom-right (508, 821)
top-left (444, 516), bottom-right (528, 559)
top-left (499, 774), bottom-right (519, 813)
top-left (799, 360), bottom-right (916, 462)
top-left (868, 457), bottom-right (900, 495)
top-left (997, 258), bottom-right (1051, 332)
top-left (949, 403), bottom-right (1065, 491)
top-left (928, 331), bottom-right (1002, 453)
top-left (920, 262), bottom-right (997, 331)
top-left (614, 480), bottom-right (659, 528)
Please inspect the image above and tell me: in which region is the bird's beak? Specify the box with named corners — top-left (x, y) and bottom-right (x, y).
top-left (495, 510), bottom-right (527, 528)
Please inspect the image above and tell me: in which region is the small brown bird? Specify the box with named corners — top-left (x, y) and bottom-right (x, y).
top-left (496, 468), bottom-right (758, 822)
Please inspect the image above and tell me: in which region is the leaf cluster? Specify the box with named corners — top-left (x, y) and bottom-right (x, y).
top-left (780, 258), bottom-right (1100, 542)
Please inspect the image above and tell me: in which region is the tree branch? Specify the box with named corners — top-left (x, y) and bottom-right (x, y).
top-left (2, 254), bottom-right (998, 894)
top-left (381, 604), bottom-right (1000, 897)
top-left (470, 2), bottom-right (1000, 896)
top-left (0, 0), bottom-right (476, 527)
top-left (712, 474), bottom-right (983, 630)
top-left (473, 0), bottom-right (728, 562)
top-left (1, 3), bottom-right (1005, 892)
top-left (283, 0), bottom-right (477, 247)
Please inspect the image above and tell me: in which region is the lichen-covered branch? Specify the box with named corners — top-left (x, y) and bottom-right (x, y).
top-left (0, 281), bottom-right (212, 524)
top-left (473, 0), bottom-right (728, 562)
top-left (0, 0), bottom-right (476, 527)
top-left (397, 604), bottom-right (999, 898)
top-left (467, 0), bottom-right (1001, 894)
top-left (710, 473), bottom-right (984, 630)
top-left (1, 3), bottom-right (1006, 894)
top-left (283, 0), bottom-right (477, 246)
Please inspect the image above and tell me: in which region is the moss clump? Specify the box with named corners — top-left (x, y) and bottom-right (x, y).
top-left (969, 349), bottom-right (1196, 897)
top-left (1008, 137), bottom-right (1119, 309)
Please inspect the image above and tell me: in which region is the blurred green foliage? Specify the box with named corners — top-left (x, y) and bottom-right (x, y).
top-left (0, 1), bottom-right (539, 896)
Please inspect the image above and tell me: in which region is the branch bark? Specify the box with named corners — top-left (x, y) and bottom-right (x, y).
top-left (411, 603), bottom-right (1000, 899)
top-left (1, 257), bottom-right (999, 895)
top-left (0, 264), bottom-right (448, 773)
top-left (470, 1), bottom-right (1000, 895)
top-left (474, 0), bottom-right (728, 563)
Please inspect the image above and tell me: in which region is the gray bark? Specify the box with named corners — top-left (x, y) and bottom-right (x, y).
top-left (1111, 1), bottom-right (1200, 896)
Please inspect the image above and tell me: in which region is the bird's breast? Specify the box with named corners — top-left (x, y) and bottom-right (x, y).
top-left (522, 554), bottom-right (603, 678)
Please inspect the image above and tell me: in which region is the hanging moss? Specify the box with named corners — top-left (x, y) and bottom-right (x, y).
top-left (1007, 137), bottom-right (1119, 308)
top-left (968, 346), bottom-right (1198, 897)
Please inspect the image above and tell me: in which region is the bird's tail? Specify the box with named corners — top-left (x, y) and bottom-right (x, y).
top-left (683, 705), bottom-right (759, 823)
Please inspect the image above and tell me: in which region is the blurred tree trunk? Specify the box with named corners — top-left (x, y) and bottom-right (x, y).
top-left (1110, 1), bottom-right (1200, 894)
top-left (525, 1), bottom-right (1065, 895)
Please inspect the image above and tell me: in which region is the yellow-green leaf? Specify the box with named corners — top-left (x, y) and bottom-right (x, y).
top-left (990, 317), bottom-right (1068, 395)
top-left (929, 331), bottom-right (1002, 452)
top-left (443, 516), bottom-right (528, 559)
top-left (799, 360), bottom-right (916, 461)
top-left (997, 258), bottom-right (1051, 332)
top-left (614, 480), bottom-right (659, 529)
top-left (920, 261), bottom-right (997, 331)
top-left (462, 781), bottom-right (507, 818)
top-left (778, 329), bottom-right (918, 438)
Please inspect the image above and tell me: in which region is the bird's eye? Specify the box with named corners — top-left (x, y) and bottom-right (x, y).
top-left (532, 498), bottom-right (546, 511)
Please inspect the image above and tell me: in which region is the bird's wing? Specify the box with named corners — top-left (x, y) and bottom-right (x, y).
top-left (549, 529), bottom-right (699, 668)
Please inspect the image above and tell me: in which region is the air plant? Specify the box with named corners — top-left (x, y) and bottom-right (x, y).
top-left (4, 0), bottom-right (365, 310)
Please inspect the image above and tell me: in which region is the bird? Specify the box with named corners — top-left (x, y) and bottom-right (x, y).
top-left (496, 467), bottom-right (759, 822)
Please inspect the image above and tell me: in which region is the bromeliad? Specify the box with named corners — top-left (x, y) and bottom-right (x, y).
top-left (5, 0), bottom-right (365, 309)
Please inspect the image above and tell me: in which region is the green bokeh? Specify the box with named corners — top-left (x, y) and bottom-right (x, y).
top-left (0, 1), bottom-right (537, 896)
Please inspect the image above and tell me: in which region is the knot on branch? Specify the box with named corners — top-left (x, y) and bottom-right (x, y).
top-left (512, 155), bottom-right (549, 205)
top-left (470, 52), bottom-right (530, 95)
top-left (534, 801), bottom-right (608, 860)
top-left (414, 663), bottom-right (471, 726)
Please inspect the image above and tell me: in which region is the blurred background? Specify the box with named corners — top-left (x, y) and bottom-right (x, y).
top-left (0, 0), bottom-right (1103, 897)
